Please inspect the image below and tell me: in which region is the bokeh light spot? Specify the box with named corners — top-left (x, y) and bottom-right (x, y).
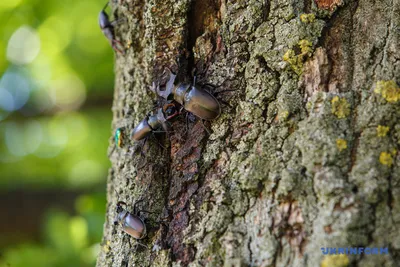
top-left (4, 120), bottom-right (43, 157)
top-left (5, 122), bottom-right (27, 157)
top-left (7, 26), bottom-right (41, 65)
top-left (69, 160), bottom-right (104, 187)
top-left (75, 195), bottom-right (94, 214)
top-left (48, 116), bottom-right (69, 147)
top-left (63, 112), bottom-right (89, 147)
top-left (69, 216), bottom-right (88, 251)
top-left (0, 88), bottom-right (14, 111)
top-left (82, 243), bottom-right (100, 264)
top-left (38, 16), bottom-right (73, 57)
top-left (50, 75), bottom-right (86, 110)
top-left (23, 120), bottom-right (43, 154)
top-left (0, 0), bottom-right (23, 9)
top-left (34, 117), bottom-right (68, 158)
top-left (0, 70), bottom-right (30, 111)
top-left (29, 55), bottom-right (52, 86)
top-left (77, 15), bottom-right (109, 54)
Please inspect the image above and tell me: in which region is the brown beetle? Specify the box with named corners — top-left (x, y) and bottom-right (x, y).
top-left (151, 71), bottom-right (221, 120)
top-left (130, 102), bottom-right (181, 141)
top-left (98, 2), bottom-right (124, 54)
top-left (114, 201), bottom-right (146, 239)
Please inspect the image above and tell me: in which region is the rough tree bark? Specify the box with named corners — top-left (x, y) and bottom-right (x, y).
top-left (97, 0), bottom-right (400, 266)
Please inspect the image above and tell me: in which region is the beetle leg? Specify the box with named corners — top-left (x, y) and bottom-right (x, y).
top-left (112, 40), bottom-right (125, 54)
top-left (113, 38), bottom-right (123, 47)
top-left (218, 99), bottom-right (233, 108)
top-left (133, 200), bottom-right (143, 215)
top-left (155, 218), bottom-right (170, 225)
top-left (155, 211), bottom-right (171, 225)
top-left (191, 61), bottom-right (211, 81)
top-left (110, 17), bottom-right (125, 26)
top-left (137, 157), bottom-right (147, 169)
top-left (151, 130), bottom-right (172, 134)
top-left (199, 82), bottom-right (229, 94)
top-left (136, 209), bottom-right (158, 218)
top-left (136, 137), bottom-right (148, 159)
top-left (182, 111), bottom-right (196, 137)
top-left (150, 133), bottom-right (166, 149)
top-left (202, 83), bottom-right (217, 91)
top-left (199, 119), bottom-right (211, 135)
top-left (213, 88), bottom-right (237, 108)
top-left (133, 241), bottom-right (148, 250)
top-left (213, 88), bottom-right (238, 96)
top-left (134, 138), bottom-right (148, 169)
top-left (184, 112), bottom-right (191, 136)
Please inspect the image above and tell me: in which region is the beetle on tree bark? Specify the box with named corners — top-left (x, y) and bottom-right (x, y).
top-left (97, 0), bottom-right (400, 266)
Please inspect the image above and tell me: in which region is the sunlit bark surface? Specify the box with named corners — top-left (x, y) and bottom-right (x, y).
top-left (97, 0), bottom-right (400, 266)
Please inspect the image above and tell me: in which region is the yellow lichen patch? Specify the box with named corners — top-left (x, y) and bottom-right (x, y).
top-left (374, 80), bottom-right (400, 103)
top-left (283, 49), bottom-right (296, 62)
top-left (299, 39), bottom-right (313, 55)
top-left (102, 240), bottom-right (111, 253)
top-left (321, 255), bottom-right (349, 267)
top-left (391, 149), bottom-right (397, 156)
top-left (336, 139), bottom-right (347, 152)
top-left (278, 110), bottom-right (289, 122)
top-left (283, 39), bottom-right (314, 75)
top-left (331, 96), bottom-right (350, 118)
top-left (126, 39), bottom-right (133, 49)
top-left (380, 152), bottom-right (394, 167)
top-left (300, 13), bottom-right (316, 23)
top-left (283, 49), bottom-right (302, 75)
top-left (377, 125), bottom-right (390, 137)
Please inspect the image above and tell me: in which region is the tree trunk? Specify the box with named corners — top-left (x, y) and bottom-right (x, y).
top-left (97, 0), bottom-right (400, 266)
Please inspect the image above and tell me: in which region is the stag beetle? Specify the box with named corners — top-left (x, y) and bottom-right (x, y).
top-left (131, 102), bottom-right (181, 141)
top-left (151, 71), bottom-right (221, 120)
top-left (114, 201), bottom-right (147, 239)
top-left (99, 2), bottom-right (124, 54)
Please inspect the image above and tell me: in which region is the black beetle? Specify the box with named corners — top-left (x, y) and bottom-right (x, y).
top-left (99, 2), bottom-right (124, 54)
top-left (151, 71), bottom-right (221, 120)
top-left (131, 102), bottom-right (181, 141)
top-left (114, 201), bottom-right (146, 239)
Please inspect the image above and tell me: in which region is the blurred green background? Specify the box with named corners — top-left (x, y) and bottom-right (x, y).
top-left (0, 0), bottom-right (115, 266)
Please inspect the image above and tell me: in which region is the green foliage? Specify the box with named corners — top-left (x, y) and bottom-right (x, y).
top-left (0, 193), bottom-right (106, 267)
top-left (0, 110), bottom-right (111, 189)
top-left (0, 0), bottom-right (115, 265)
top-left (0, 0), bottom-right (114, 189)
top-left (0, 0), bottom-right (114, 96)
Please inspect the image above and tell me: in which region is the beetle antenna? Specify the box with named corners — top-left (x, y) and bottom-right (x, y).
top-left (200, 119), bottom-right (211, 135)
top-left (103, 1), bottom-right (109, 11)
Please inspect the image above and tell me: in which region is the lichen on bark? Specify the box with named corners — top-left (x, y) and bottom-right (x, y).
top-left (97, 0), bottom-right (400, 266)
